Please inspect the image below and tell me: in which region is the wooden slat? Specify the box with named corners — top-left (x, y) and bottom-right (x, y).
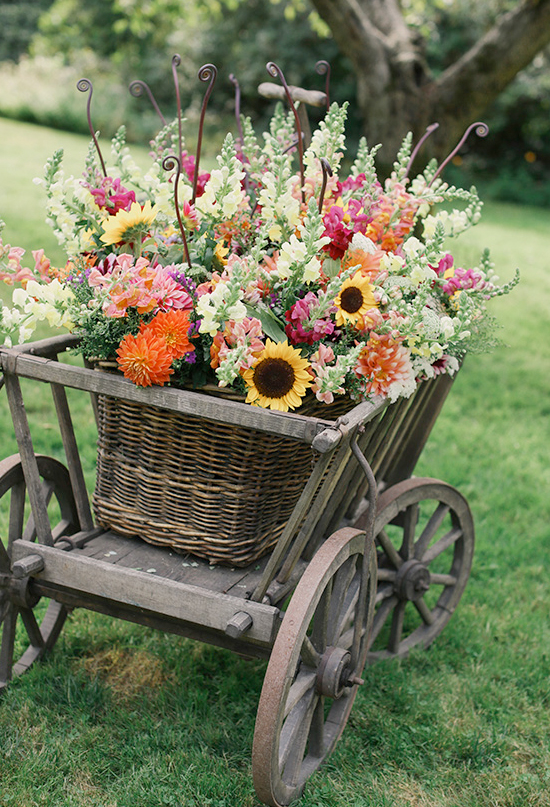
top-left (50, 382), bottom-right (94, 531)
top-left (12, 540), bottom-right (281, 644)
top-left (2, 352), bottom-right (338, 447)
top-left (2, 373), bottom-right (53, 545)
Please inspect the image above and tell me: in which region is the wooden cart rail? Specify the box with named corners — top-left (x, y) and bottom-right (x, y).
top-left (0, 338), bottom-right (387, 451)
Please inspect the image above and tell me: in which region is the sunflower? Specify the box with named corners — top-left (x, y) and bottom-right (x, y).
top-left (242, 340), bottom-right (312, 412)
top-left (100, 201), bottom-right (158, 246)
top-left (334, 271), bottom-right (378, 328)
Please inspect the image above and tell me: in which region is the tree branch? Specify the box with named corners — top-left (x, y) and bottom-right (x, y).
top-left (432, 0), bottom-right (550, 125)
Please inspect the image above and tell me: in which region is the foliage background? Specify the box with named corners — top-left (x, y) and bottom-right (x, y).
top-left (0, 0), bottom-right (549, 204)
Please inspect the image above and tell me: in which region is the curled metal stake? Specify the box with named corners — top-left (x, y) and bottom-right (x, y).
top-left (428, 121), bottom-right (489, 186)
top-left (318, 157), bottom-right (332, 213)
top-left (266, 61), bottom-right (305, 204)
top-left (404, 122), bottom-right (439, 178)
top-left (162, 155), bottom-right (192, 269)
top-left (229, 73), bottom-right (245, 146)
top-left (193, 63), bottom-right (218, 205)
top-left (171, 54), bottom-right (184, 163)
top-left (76, 78), bottom-right (107, 177)
top-left (129, 80), bottom-right (167, 127)
top-left (315, 60), bottom-right (331, 110)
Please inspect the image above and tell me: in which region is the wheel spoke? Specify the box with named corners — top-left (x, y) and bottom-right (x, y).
top-left (284, 669), bottom-right (317, 719)
top-left (301, 635), bottom-right (320, 668)
top-left (376, 529), bottom-right (403, 569)
top-left (369, 594), bottom-right (398, 643)
top-left (20, 607), bottom-right (45, 649)
top-left (401, 503), bottom-right (419, 559)
top-left (0, 540), bottom-right (10, 574)
top-left (311, 581), bottom-right (332, 653)
top-left (414, 503), bottom-right (450, 559)
top-left (8, 481), bottom-right (26, 553)
top-left (388, 599), bottom-right (406, 654)
top-left (306, 696), bottom-right (326, 760)
top-left (430, 573), bottom-right (457, 586)
top-left (331, 577), bottom-right (360, 648)
top-left (0, 604), bottom-right (18, 687)
top-left (422, 527), bottom-right (462, 564)
top-left (376, 568), bottom-right (397, 582)
top-left (414, 597), bottom-right (436, 625)
top-left (279, 689), bottom-right (317, 780)
top-left (22, 479), bottom-right (57, 543)
top-left (375, 582), bottom-right (394, 605)
top-left (326, 557), bottom-right (357, 647)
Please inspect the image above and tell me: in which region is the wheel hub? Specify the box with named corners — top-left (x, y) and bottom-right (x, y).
top-left (316, 646), bottom-right (352, 699)
top-left (394, 559), bottom-right (430, 602)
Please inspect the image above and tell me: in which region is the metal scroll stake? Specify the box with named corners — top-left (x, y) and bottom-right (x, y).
top-left (428, 122), bottom-right (489, 186)
top-left (76, 78), bottom-right (107, 177)
top-left (162, 155), bottom-right (192, 270)
top-left (192, 63), bottom-right (218, 205)
top-left (315, 59), bottom-right (331, 110)
top-left (266, 61), bottom-right (306, 204)
top-left (128, 79), bottom-right (167, 127)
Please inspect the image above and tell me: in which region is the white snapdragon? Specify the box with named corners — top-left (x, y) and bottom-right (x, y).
top-left (196, 282), bottom-right (246, 336)
top-left (196, 134), bottom-right (246, 221)
top-left (12, 279), bottom-right (75, 331)
top-left (439, 316), bottom-right (455, 340)
top-left (423, 209), bottom-right (469, 240)
top-left (350, 232), bottom-right (378, 254)
top-left (276, 235), bottom-right (308, 280)
top-left (256, 167), bottom-right (300, 241)
top-left (380, 252), bottom-right (406, 274)
top-left (410, 262), bottom-right (437, 287)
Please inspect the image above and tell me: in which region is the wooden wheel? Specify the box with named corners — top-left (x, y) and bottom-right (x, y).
top-left (252, 527), bottom-right (377, 807)
top-left (0, 455), bottom-right (80, 691)
top-left (367, 477), bottom-right (474, 662)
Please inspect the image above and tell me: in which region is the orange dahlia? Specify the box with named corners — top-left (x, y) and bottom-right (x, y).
top-left (354, 333), bottom-right (414, 398)
top-left (116, 331), bottom-right (173, 386)
top-left (145, 309), bottom-right (194, 360)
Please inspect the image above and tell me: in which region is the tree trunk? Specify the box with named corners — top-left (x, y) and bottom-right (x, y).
top-left (310, 0), bottom-right (550, 173)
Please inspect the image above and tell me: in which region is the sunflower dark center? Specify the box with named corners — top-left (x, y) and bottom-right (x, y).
top-left (340, 286), bottom-right (364, 313)
top-left (254, 358), bottom-right (296, 399)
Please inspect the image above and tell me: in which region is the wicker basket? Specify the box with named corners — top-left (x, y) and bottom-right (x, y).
top-left (93, 383), bottom-right (351, 567)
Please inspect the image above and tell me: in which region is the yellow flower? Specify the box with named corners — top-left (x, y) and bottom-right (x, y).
top-left (100, 201), bottom-right (158, 246)
top-left (214, 241), bottom-right (229, 266)
top-left (242, 340), bottom-right (312, 412)
top-left (334, 271), bottom-right (378, 328)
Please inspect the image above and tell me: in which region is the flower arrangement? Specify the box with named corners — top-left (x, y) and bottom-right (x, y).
top-left (0, 63), bottom-right (518, 412)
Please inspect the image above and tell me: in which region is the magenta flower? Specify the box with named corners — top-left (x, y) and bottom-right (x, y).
top-left (89, 177), bottom-right (136, 214)
top-left (443, 267), bottom-right (488, 295)
top-left (285, 292), bottom-right (335, 345)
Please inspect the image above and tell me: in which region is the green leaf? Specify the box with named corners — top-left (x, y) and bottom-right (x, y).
top-left (245, 303), bottom-right (287, 343)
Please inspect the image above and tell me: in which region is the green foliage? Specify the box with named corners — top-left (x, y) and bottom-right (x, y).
top-left (0, 0), bottom-right (54, 62)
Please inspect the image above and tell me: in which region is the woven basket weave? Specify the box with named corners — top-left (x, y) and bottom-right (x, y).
top-left (93, 386), bottom-right (351, 566)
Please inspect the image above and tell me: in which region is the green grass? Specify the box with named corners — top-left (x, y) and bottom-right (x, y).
top-left (1, 119), bottom-right (550, 806)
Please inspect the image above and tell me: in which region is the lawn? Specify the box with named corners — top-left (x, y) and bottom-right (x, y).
top-left (0, 117), bottom-right (549, 807)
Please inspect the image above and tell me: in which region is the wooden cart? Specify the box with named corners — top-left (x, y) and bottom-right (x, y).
top-left (0, 335), bottom-right (474, 807)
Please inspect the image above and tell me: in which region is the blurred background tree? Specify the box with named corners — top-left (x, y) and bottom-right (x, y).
top-left (0, 0), bottom-right (549, 203)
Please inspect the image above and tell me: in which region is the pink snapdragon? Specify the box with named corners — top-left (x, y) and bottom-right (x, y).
top-left (322, 199), bottom-right (370, 260)
top-left (89, 176), bottom-right (136, 214)
top-left (181, 151), bottom-right (210, 198)
top-left (310, 344), bottom-right (345, 404)
top-left (285, 292), bottom-right (336, 345)
top-left (442, 266), bottom-right (488, 295)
